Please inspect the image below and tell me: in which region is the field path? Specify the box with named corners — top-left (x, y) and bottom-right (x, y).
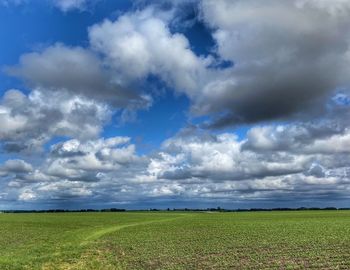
top-left (42, 213), bottom-right (195, 269)
top-left (81, 214), bottom-right (191, 245)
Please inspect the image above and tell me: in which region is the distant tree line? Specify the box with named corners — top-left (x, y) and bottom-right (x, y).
top-left (165, 207), bottom-right (345, 212)
top-left (1, 207), bottom-right (349, 213)
top-left (1, 208), bottom-right (126, 213)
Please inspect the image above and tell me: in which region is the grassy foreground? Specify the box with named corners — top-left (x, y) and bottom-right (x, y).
top-left (0, 211), bottom-right (350, 269)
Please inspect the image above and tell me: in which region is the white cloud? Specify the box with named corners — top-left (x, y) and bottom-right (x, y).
top-left (156, 132), bottom-right (309, 181)
top-left (305, 129), bottom-right (350, 154)
top-left (89, 8), bottom-right (211, 96)
top-left (7, 44), bottom-right (152, 110)
top-left (3, 120), bottom-right (350, 206)
top-left (18, 189), bottom-right (36, 201)
top-left (46, 136), bottom-right (140, 181)
top-left (0, 88), bottom-right (111, 152)
top-left (0, 159), bottom-right (33, 177)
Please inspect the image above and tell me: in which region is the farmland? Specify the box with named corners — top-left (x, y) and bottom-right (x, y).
top-left (0, 211), bottom-right (350, 269)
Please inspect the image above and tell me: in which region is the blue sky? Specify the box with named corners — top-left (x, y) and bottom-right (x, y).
top-left (0, 0), bottom-right (350, 210)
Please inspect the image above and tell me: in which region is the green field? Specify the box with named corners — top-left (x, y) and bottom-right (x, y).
top-left (1, 211), bottom-right (350, 269)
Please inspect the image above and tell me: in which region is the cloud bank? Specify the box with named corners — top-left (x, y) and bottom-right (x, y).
top-left (2, 108), bottom-right (350, 207)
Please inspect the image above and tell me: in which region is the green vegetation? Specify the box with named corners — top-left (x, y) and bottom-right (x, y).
top-left (0, 211), bottom-right (350, 269)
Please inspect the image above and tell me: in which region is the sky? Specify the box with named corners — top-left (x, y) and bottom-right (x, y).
top-left (0, 0), bottom-right (350, 210)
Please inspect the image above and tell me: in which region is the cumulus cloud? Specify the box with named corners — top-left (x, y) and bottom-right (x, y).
top-left (3, 136), bottom-right (150, 204)
top-left (89, 8), bottom-right (211, 96)
top-left (137, 123), bottom-right (350, 203)
top-left (156, 132), bottom-right (310, 181)
top-left (0, 89), bottom-right (111, 152)
top-left (195, 0), bottom-right (350, 126)
top-left (45, 136), bottom-right (141, 181)
top-left (3, 112), bottom-right (350, 207)
top-left (4, 44), bottom-right (152, 152)
top-left (0, 159), bottom-right (33, 176)
top-left (242, 103), bottom-right (350, 154)
top-left (7, 44), bottom-right (151, 110)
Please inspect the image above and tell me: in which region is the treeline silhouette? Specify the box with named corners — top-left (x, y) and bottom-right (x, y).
top-left (1, 207), bottom-right (349, 213)
top-left (1, 208), bottom-right (126, 213)
top-left (164, 207), bottom-right (346, 212)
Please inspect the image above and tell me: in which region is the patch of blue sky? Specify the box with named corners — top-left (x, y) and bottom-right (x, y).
top-left (332, 91), bottom-right (350, 106)
top-left (103, 90), bottom-right (190, 155)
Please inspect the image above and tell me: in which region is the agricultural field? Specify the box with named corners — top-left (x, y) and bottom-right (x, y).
top-left (0, 211), bottom-right (350, 269)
